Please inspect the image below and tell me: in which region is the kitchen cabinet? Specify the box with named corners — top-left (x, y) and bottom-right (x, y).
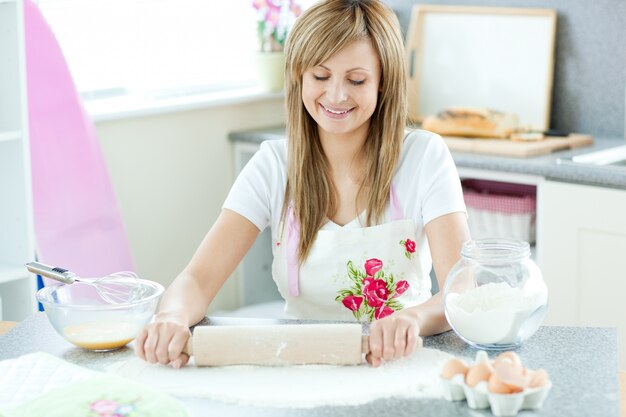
top-left (457, 167), bottom-right (543, 257)
top-left (538, 180), bottom-right (626, 365)
top-left (232, 141), bottom-right (282, 306)
top-left (459, 171), bottom-right (626, 365)
top-left (0, 0), bottom-right (37, 320)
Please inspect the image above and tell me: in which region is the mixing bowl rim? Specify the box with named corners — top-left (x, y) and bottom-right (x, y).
top-left (35, 278), bottom-right (165, 310)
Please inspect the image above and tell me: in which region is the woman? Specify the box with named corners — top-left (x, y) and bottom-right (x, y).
top-left (135, 0), bottom-right (470, 368)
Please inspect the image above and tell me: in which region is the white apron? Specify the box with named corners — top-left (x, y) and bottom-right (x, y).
top-left (272, 185), bottom-right (432, 321)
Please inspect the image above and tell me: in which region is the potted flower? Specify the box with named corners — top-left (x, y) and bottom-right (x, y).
top-left (252, 0), bottom-right (302, 91)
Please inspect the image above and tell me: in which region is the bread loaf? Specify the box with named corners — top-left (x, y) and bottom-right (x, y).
top-left (421, 108), bottom-right (519, 139)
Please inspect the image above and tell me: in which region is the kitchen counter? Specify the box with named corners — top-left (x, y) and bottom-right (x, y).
top-left (228, 126), bottom-right (626, 189)
top-left (0, 313), bottom-right (621, 417)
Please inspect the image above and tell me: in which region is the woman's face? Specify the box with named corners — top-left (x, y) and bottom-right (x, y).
top-left (302, 38), bottom-right (381, 139)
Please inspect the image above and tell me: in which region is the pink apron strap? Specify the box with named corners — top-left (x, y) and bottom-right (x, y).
top-left (287, 205), bottom-right (300, 296)
top-left (389, 183), bottom-right (403, 221)
top-left (286, 184), bottom-right (403, 297)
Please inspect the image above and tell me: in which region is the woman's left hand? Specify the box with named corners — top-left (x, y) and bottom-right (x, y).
top-left (366, 308), bottom-right (422, 367)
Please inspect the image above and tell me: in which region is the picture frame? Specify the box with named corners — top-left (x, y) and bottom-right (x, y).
top-left (405, 5), bottom-right (557, 131)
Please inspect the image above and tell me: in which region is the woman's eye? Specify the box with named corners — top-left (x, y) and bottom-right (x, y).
top-left (349, 79), bottom-right (365, 86)
top-left (313, 75), bottom-right (329, 81)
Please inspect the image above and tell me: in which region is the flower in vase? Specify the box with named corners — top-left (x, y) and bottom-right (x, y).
top-left (252, 0), bottom-right (302, 52)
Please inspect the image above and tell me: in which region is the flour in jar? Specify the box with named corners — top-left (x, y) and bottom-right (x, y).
top-left (445, 282), bottom-right (547, 344)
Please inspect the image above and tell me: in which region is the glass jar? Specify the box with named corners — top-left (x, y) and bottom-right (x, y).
top-left (443, 238), bottom-right (548, 350)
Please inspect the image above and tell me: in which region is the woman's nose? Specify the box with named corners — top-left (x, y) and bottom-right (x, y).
top-left (325, 80), bottom-right (347, 104)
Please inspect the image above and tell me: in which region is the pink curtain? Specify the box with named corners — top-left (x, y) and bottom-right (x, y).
top-left (24, 0), bottom-right (134, 278)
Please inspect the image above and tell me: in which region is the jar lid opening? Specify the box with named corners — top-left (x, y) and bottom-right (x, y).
top-left (461, 239), bottom-right (531, 263)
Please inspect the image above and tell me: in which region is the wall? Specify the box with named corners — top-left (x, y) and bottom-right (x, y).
top-left (386, 0), bottom-right (626, 138)
top-left (94, 98), bottom-right (286, 312)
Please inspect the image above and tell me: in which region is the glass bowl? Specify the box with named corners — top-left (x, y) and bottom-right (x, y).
top-left (443, 239), bottom-right (548, 350)
top-left (36, 278), bottom-right (164, 351)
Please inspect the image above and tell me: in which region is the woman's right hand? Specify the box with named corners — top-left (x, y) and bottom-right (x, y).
top-left (134, 313), bottom-right (192, 368)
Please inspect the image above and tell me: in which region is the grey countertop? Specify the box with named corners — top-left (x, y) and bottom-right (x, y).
top-left (228, 126), bottom-right (626, 189)
top-left (0, 313), bottom-right (620, 417)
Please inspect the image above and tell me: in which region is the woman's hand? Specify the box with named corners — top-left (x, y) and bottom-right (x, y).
top-left (366, 308), bottom-right (423, 367)
top-left (134, 313), bottom-right (192, 369)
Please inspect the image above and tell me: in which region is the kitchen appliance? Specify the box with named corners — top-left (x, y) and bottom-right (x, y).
top-left (557, 144), bottom-right (626, 169)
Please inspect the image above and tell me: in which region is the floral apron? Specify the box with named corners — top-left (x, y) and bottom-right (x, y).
top-left (272, 185), bottom-right (432, 321)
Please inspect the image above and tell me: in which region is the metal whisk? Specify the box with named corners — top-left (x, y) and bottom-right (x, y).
top-left (25, 261), bottom-right (147, 304)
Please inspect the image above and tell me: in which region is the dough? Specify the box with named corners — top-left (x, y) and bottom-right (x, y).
top-left (108, 348), bottom-right (454, 408)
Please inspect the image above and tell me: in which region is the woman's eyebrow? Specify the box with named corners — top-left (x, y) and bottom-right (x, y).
top-left (317, 64), bottom-right (371, 73)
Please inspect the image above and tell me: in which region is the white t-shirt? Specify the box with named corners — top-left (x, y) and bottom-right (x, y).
top-left (223, 129), bottom-right (466, 279)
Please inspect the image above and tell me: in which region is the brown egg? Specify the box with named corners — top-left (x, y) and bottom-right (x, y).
top-left (488, 373), bottom-right (510, 394)
top-left (493, 360), bottom-right (526, 388)
top-left (495, 351), bottom-right (523, 369)
top-left (441, 358), bottom-right (469, 379)
top-left (465, 361), bottom-right (493, 387)
top-left (527, 368), bottom-right (550, 388)
top-left (488, 373), bottom-right (524, 394)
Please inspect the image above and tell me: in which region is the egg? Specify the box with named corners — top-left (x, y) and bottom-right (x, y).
top-left (488, 372), bottom-right (524, 394)
top-left (495, 351), bottom-right (523, 369)
top-left (441, 358), bottom-right (469, 379)
top-left (465, 361), bottom-right (493, 387)
top-left (527, 368), bottom-right (550, 388)
top-left (488, 360), bottom-right (526, 394)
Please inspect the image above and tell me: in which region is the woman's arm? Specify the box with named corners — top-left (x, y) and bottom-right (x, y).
top-left (367, 212), bottom-right (469, 366)
top-left (414, 211), bottom-right (470, 335)
top-left (134, 208), bottom-right (260, 367)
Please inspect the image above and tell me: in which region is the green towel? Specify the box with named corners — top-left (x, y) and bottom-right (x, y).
top-left (7, 375), bottom-right (188, 417)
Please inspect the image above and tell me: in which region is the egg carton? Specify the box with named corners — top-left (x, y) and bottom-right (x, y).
top-left (440, 352), bottom-right (552, 417)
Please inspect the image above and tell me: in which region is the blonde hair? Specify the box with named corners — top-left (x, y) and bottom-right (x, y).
top-left (283, 0), bottom-right (407, 263)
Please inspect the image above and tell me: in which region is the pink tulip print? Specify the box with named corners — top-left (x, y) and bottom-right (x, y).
top-left (335, 258), bottom-right (410, 321)
top-left (400, 238), bottom-right (416, 259)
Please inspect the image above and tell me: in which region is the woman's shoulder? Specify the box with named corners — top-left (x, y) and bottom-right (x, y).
top-left (255, 139), bottom-right (288, 167)
top-left (403, 128), bottom-right (443, 146)
top-left (259, 138), bottom-right (287, 154)
top-left (400, 128), bottom-right (447, 159)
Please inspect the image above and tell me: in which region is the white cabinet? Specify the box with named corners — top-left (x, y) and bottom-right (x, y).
top-left (0, 0), bottom-right (37, 320)
top-left (232, 141), bottom-right (282, 306)
top-left (457, 167), bottom-right (544, 255)
top-left (538, 180), bottom-right (626, 365)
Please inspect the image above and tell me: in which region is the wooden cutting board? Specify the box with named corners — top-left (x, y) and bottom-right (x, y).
top-left (442, 133), bottom-right (593, 157)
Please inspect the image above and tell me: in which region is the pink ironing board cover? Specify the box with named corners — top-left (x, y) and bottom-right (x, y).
top-left (24, 0), bottom-right (134, 277)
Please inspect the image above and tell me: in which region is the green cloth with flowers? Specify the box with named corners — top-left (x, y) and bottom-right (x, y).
top-left (6, 375), bottom-right (187, 417)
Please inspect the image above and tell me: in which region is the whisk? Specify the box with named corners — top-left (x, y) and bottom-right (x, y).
top-left (25, 261), bottom-right (147, 304)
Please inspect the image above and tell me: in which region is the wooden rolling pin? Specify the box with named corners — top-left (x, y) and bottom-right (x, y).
top-left (183, 323), bottom-right (370, 366)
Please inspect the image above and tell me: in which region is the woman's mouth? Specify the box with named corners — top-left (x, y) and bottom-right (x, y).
top-left (319, 103), bottom-right (355, 119)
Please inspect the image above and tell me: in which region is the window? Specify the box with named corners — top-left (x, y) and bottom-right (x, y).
top-left (38, 0), bottom-right (260, 100)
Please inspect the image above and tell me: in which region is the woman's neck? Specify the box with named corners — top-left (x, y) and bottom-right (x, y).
top-left (319, 123), bottom-right (369, 179)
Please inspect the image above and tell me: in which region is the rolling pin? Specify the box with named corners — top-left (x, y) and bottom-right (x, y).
top-left (183, 323), bottom-right (370, 366)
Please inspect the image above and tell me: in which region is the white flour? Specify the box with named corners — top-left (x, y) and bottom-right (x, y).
top-left (446, 282), bottom-right (547, 344)
top-left (107, 348), bottom-right (453, 408)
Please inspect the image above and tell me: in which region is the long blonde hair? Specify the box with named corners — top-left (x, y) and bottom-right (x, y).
top-left (283, 0), bottom-right (407, 263)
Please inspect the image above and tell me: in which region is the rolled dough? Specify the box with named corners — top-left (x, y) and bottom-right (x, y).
top-left (108, 348), bottom-right (454, 408)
